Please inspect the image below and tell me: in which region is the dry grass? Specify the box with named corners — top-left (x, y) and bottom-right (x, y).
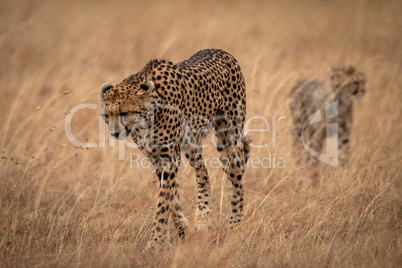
top-left (0, 0), bottom-right (401, 267)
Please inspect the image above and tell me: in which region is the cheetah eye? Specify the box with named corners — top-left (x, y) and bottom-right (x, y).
top-left (352, 88), bottom-right (359, 95)
top-left (101, 114), bottom-right (109, 118)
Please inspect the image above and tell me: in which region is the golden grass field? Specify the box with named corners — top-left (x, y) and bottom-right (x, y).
top-left (1, 0), bottom-right (401, 266)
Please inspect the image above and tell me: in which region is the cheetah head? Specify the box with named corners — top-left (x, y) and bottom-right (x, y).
top-left (327, 66), bottom-right (367, 103)
top-left (100, 69), bottom-right (156, 140)
top-left (100, 59), bottom-right (183, 140)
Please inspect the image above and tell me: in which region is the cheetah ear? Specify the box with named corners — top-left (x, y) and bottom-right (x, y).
top-left (327, 67), bottom-right (337, 80)
top-left (137, 81), bottom-right (154, 95)
top-left (327, 67), bottom-right (335, 79)
top-left (345, 66), bottom-right (356, 75)
top-left (101, 82), bottom-right (113, 94)
top-left (356, 72), bottom-right (367, 82)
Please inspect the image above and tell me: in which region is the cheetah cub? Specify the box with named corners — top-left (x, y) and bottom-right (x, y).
top-left (290, 66), bottom-right (366, 169)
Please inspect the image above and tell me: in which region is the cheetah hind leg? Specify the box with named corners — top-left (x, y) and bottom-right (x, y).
top-left (223, 143), bottom-right (249, 228)
top-left (185, 150), bottom-right (213, 231)
top-left (214, 121), bottom-right (250, 228)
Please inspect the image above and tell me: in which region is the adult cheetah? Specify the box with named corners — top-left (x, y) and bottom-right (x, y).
top-left (290, 66), bottom-right (366, 169)
top-left (100, 49), bottom-right (250, 247)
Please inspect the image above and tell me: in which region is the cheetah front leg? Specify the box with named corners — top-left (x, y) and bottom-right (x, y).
top-left (337, 119), bottom-right (352, 169)
top-left (170, 182), bottom-right (190, 238)
top-left (147, 153), bottom-right (186, 248)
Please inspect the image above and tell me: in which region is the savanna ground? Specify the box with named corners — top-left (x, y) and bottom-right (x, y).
top-left (0, 0), bottom-right (401, 267)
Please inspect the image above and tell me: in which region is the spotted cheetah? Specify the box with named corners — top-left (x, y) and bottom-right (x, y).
top-left (290, 66), bottom-right (366, 169)
top-left (100, 49), bottom-right (250, 247)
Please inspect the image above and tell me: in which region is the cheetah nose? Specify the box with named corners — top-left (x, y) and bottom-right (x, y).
top-left (110, 131), bottom-right (121, 138)
top-left (101, 82), bottom-right (113, 94)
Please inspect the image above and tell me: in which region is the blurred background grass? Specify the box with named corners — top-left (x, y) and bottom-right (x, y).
top-left (0, 0), bottom-right (401, 267)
